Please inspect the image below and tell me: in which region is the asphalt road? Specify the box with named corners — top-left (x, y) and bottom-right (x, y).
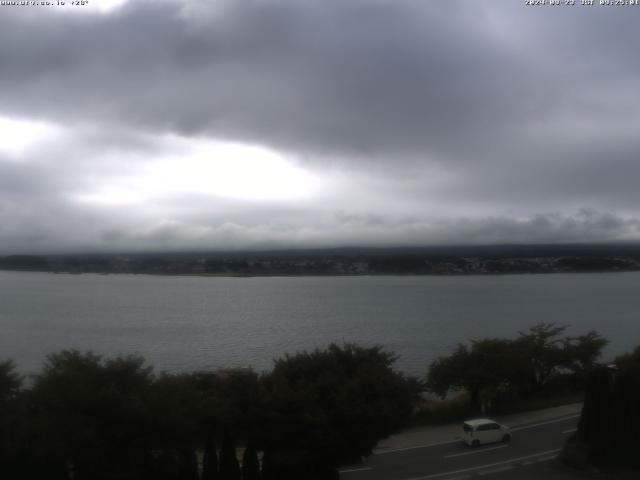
top-left (339, 414), bottom-right (580, 480)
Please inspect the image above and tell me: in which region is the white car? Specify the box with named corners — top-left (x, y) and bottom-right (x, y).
top-left (462, 418), bottom-right (511, 447)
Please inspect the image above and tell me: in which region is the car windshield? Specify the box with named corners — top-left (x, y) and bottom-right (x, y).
top-left (463, 423), bottom-right (472, 432)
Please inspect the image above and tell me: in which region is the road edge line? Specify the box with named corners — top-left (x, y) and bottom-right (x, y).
top-left (511, 414), bottom-right (580, 432)
top-left (401, 448), bottom-right (562, 480)
top-left (339, 466), bottom-right (373, 474)
top-left (443, 444), bottom-right (508, 459)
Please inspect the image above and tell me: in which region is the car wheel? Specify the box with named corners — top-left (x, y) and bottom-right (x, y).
top-left (502, 434), bottom-right (511, 443)
top-left (472, 439), bottom-right (480, 447)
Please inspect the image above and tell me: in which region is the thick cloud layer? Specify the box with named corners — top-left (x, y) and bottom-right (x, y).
top-left (1, 0), bottom-right (639, 253)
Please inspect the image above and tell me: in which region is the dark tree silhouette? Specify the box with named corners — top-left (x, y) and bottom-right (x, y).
top-left (28, 350), bottom-right (156, 480)
top-left (427, 324), bottom-right (608, 409)
top-left (427, 339), bottom-right (521, 410)
top-left (0, 360), bottom-right (22, 401)
top-left (261, 343), bottom-right (419, 476)
top-left (241, 443), bottom-right (260, 480)
top-left (179, 449), bottom-right (199, 480)
top-left (202, 433), bottom-right (220, 480)
top-left (0, 360), bottom-right (26, 478)
top-left (0, 344), bottom-right (420, 479)
top-left (219, 430), bottom-right (241, 480)
top-left (577, 346), bottom-right (640, 468)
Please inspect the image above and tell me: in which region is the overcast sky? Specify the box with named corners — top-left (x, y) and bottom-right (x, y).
top-left (1, 0), bottom-right (640, 253)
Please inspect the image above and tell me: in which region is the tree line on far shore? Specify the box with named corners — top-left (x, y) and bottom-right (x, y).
top-left (1, 323), bottom-right (632, 479)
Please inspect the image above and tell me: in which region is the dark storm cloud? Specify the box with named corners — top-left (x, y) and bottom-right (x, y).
top-left (1, 0), bottom-right (640, 252)
top-left (0, 0), bottom-right (580, 157)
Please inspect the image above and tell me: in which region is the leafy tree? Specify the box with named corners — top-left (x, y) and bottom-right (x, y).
top-left (144, 372), bottom-right (208, 480)
top-left (427, 339), bottom-right (524, 410)
top-left (148, 373), bottom-right (202, 453)
top-left (192, 368), bottom-right (265, 444)
top-left (514, 323), bottom-right (569, 395)
top-left (261, 343), bottom-right (419, 477)
top-left (0, 359), bottom-right (22, 402)
top-left (29, 350), bottom-right (156, 480)
top-left (427, 324), bottom-right (607, 409)
top-left (426, 344), bottom-right (471, 397)
top-left (562, 331), bottom-right (608, 377)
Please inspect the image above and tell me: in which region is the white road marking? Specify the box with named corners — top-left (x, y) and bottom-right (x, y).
top-left (511, 414), bottom-right (580, 432)
top-left (478, 465), bottom-right (514, 475)
top-left (562, 428), bottom-right (577, 434)
top-left (535, 455), bottom-right (558, 463)
top-left (443, 444), bottom-right (508, 459)
top-left (374, 440), bottom-right (458, 455)
top-left (400, 448), bottom-right (562, 480)
top-left (339, 466), bottom-right (372, 474)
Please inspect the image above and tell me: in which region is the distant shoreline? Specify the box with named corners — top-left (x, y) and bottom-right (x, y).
top-left (3, 245), bottom-right (640, 277)
top-left (2, 267), bottom-right (640, 278)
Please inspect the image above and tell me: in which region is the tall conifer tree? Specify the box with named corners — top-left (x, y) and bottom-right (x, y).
top-left (241, 443), bottom-right (260, 480)
top-left (219, 431), bottom-right (241, 480)
top-left (202, 433), bottom-right (219, 480)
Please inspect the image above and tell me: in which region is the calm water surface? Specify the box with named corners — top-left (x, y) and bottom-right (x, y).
top-left (1, 271), bottom-right (639, 376)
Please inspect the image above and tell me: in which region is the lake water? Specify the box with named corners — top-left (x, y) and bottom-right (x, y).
top-left (1, 271), bottom-right (639, 377)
